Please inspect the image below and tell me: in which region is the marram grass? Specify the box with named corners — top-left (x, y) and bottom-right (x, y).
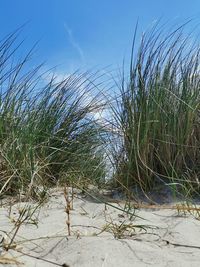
top-left (0, 22), bottom-right (200, 202)
top-left (110, 21), bottom-right (200, 199)
top-left (0, 30), bottom-right (106, 199)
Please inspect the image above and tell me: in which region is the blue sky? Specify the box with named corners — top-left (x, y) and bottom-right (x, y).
top-left (1, 0), bottom-right (200, 74)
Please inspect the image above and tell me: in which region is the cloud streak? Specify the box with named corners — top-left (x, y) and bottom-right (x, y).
top-left (64, 23), bottom-right (85, 63)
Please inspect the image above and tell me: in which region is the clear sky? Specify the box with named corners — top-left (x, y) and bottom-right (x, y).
top-left (1, 0), bottom-right (200, 74)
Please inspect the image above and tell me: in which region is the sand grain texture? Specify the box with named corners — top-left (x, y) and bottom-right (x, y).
top-left (1, 189), bottom-right (200, 267)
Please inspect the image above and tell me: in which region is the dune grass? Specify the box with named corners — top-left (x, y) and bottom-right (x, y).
top-left (0, 22), bottom-right (199, 203)
top-left (110, 21), bottom-right (200, 200)
top-left (0, 30), bottom-right (106, 200)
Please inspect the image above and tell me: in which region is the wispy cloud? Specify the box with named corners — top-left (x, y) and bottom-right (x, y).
top-left (64, 23), bottom-right (85, 63)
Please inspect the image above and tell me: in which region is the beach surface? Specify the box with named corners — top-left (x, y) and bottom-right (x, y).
top-left (1, 188), bottom-right (200, 267)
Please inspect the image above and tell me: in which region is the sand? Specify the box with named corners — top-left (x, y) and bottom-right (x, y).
top-left (1, 188), bottom-right (200, 267)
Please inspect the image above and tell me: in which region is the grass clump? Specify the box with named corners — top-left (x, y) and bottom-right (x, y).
top-left (110, 21), bottom-right (200, 199)
top-left (1, 21), bottom-right (200, 204)
top-left (0, 30), bottom-right (106, 199)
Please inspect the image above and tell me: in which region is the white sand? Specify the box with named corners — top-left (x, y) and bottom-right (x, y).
top-left (1, 188), bottom-right (200, 267)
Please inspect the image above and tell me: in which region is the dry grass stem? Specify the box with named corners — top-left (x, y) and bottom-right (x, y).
top-left (64, 185), bottom-right (72, 236)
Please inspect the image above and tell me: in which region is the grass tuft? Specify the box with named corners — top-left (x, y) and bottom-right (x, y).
top-left (109, 21), bottom-right (200, 200)
top-left (0, 31), bottom-right (106, 199)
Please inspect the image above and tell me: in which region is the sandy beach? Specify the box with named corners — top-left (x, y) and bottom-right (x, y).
top-left (0, 188), bottom-right (200, 267)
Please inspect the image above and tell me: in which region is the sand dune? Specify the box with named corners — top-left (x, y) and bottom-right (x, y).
top-left (1, 189), bottom-right (200, 267)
